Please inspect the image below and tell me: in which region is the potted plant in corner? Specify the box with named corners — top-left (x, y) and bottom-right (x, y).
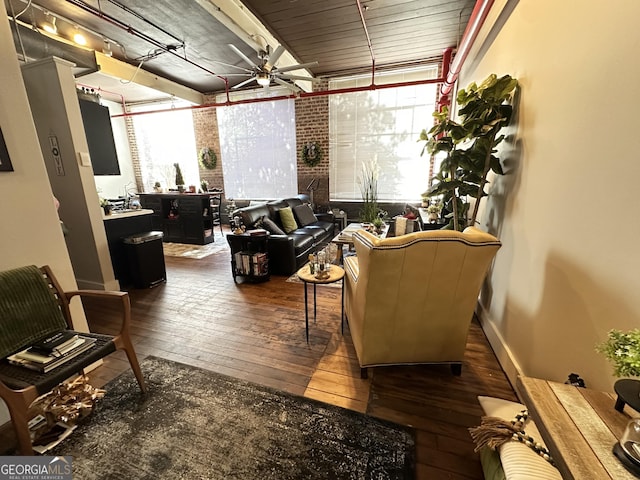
top-left (597, 329), bottom-right (640, 412)
top-left (419, 74), bottom-right (518, 231)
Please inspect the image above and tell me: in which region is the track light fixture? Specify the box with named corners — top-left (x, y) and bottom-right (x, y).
top-left (73, 27), bottom-right (87, 46)
top-left (102, 40), bottom-right (113, 57)
top-left (42, 14), bottom-right (57, 35)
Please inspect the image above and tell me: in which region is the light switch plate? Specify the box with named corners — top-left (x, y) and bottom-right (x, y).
top-left (78, 151), bottom-right (91, 167)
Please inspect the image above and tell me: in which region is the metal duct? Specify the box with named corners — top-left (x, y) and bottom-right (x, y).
top-left (10, 20), bottom-right (98, 76)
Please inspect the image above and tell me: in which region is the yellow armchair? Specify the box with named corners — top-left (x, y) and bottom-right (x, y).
top-left (343, 227), bottom-right (501, 377)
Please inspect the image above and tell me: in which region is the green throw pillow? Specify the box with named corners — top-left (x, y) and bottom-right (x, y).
top-left (279, 207), bottom-right (298, 233)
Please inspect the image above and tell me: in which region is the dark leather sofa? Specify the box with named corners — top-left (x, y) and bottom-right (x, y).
top-left (232, 195), bottom-right (334, 276)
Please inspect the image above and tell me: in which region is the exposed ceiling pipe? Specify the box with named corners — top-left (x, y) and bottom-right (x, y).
top-left (355, 0), bottom-right (376, 85)
top-left (104, 0), bottom-right (184, 46)
top-left (439, 0), bottom-right (495, 107)
top-left (438, 47), bottom-right (453, 110)
top-left (110, 76), bottom-right (445, 118)
top-left (62, 0), bottom-right (229, 84)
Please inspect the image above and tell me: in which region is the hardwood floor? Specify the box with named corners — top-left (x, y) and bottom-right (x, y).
top-left (78, 229), bottom-right (516, 479)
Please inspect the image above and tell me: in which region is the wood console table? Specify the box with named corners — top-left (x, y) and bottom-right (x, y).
top-left (516, 376), bottom-right (639, 479)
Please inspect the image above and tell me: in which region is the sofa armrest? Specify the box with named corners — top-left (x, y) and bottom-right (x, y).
top-left (314, 212), bottom-right (334, 223)
top-left (266, 235), bottom-right (297, 276)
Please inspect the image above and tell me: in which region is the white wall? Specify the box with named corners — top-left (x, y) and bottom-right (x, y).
top-left (465, 0), bottom-right (640, 392)
top-left (22, 58), bottom-right (119, 291)
top-left (0, 4), bottom-right (88, 425)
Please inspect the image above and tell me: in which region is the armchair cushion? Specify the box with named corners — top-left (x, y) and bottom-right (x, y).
top-left (293, 204), bottom-right (317, 227)
top-left (279, 206), bottom-right (299, 234)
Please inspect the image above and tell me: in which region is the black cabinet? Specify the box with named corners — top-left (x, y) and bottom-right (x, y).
top-left (139, 193), bottom-right (221, 245)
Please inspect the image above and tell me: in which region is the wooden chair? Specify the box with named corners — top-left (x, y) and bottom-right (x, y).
top-left (0, 265), bottom-right (147, 455)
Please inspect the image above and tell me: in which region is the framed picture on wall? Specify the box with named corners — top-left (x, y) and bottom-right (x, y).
top-left (0, 127), bottom-right (14, 172)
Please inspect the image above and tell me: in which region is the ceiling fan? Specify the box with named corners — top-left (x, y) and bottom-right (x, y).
top-left (228, 44), bottom-right (319, 92)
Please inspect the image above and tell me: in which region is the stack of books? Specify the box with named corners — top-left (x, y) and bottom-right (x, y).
top-left (7, 331), bottom-right (97, 373)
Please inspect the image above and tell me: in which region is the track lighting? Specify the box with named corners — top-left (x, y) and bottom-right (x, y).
top-left (102, 40), bottom-right (113, 57)
top-left (42, 15), bottom-right (57, 35)
top-left (73, 27), bottom-right (87, 46)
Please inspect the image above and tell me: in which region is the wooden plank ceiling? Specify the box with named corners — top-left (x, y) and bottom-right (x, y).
top-left (242, 0), bottom-right (476, 75)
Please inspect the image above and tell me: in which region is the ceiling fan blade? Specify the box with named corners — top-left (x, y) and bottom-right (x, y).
top-left (265, 45), bottom-right (285, 70)
top-left (232, 77), bottom-right (257, 89)
top-left (228, 44), bottom-right (259, 69)
top-left (274, 61), bottom-right (319, 74)
top-left (273, 77), bottom-right (301, 93)
top-left (279, 74), bottom-right (321, 82)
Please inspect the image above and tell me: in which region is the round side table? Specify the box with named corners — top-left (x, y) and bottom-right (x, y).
top-left (296, 265), bottom-right (345, 344)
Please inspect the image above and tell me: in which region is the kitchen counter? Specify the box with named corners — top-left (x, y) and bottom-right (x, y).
top-left (103, 208), bottom-right (154, 220)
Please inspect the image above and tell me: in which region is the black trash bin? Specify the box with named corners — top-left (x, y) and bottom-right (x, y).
top-left (123, 231), bottom-right (166, 288)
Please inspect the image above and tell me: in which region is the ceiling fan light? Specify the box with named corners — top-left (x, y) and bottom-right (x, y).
top-left (257, 73), bottom-right (270, 86)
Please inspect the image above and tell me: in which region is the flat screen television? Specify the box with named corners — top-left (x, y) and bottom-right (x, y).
top-left (78, 98), bottom-right (121, 175)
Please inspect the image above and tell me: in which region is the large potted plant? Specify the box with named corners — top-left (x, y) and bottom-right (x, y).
top-left (420, 74), bottom-right (518, 231)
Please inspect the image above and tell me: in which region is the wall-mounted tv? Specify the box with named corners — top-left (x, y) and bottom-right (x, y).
top-left (78, 98), bottom-right (121, 176)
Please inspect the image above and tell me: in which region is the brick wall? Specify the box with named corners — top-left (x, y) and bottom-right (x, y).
top-left (295, 80), bottom-right (329, 210)
top-left (192, 94), bottom-right (224, 192)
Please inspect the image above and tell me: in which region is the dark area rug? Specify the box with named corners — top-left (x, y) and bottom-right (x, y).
top-left (52, 357), bottom-right (415, 479)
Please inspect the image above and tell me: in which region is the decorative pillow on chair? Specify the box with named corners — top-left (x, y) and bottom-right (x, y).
top-left (293, 204), bottom-right (317, 227)
top-left (254, 216), bottom-right (286, 235)
top-left (279, 207), bottom-right (299, 233)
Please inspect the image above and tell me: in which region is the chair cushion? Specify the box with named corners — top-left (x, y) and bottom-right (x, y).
top-left (279, 207), bottom-right (299, 234)
top-left (0, 265), bottom-right (68, 359)
top-left (254, 216), bottom-right (286, 236)
top-left (293, 226), bottom-right (326, 242)
top-left (290, 233), bottom-right (315, 255)
top-left (293, 204), bottom-right (317, 227)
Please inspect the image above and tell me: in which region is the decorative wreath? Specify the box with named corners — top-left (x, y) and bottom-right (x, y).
top-left (199, 147), bottom-right (217, 170)
top-left (301, 142), bottom-right (322, 167)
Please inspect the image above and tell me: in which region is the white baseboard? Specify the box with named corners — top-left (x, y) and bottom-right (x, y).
top-left (476, 302), bottom-right (523, 397)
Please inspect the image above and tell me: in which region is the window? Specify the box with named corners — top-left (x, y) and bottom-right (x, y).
top-left (131, 103), bottom-right (199, 191)
top-left (329, 66), bottom-right (438, 202)
top-left (217, 88), bottom-right (297, 199)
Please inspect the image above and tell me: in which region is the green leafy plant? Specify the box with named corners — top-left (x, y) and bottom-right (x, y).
top-left (596, 329), bottom-right (640, 377)
top-left (419, 74), bottom-right (518, 231)
top-left (174, 163), bottom-right (185, 187)
top-left (426, 202), bottom-right (442, 215)
top-left (358, 159), bottom-right (380, 223)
